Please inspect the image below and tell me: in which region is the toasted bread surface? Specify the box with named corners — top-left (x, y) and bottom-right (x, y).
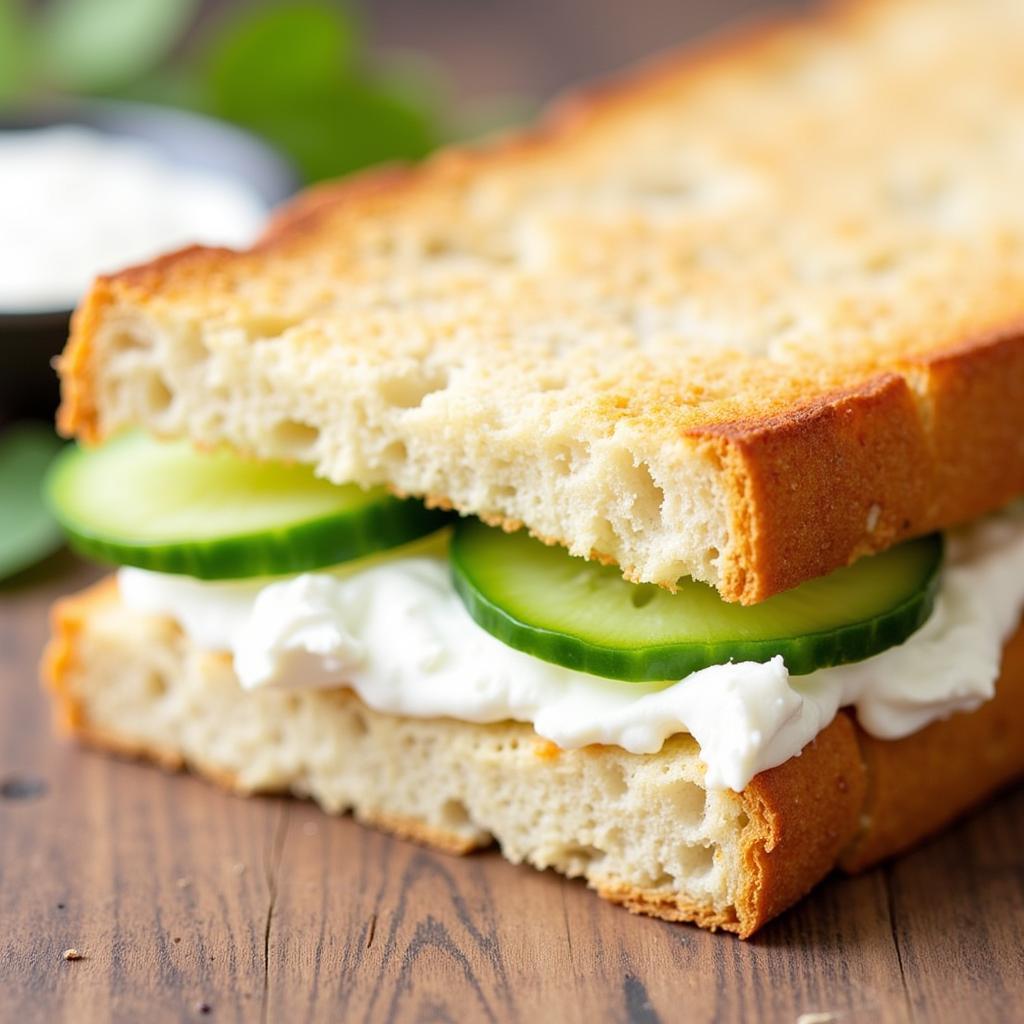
top-left (42, 577), bottom-right (1024, 935)
top-left (57, 0), bottom-right (1024, 600)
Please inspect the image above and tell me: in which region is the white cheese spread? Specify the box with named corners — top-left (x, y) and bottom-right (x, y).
top-left (118, 505), bottom-right (1024, 791)
top-left (0, 125), bottom-right (267, 311)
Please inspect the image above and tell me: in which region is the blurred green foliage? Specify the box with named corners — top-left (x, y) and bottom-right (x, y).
top-left (0, 0), bottom-right (447, 182)
top-left (39, 0), bottom-right (202, 93)
top-left (201, 3), bottom-right (439, 180)
top-left (0, 0), bottom-right (30, 100)
top-left (0, 424), bottom-right (64, 582)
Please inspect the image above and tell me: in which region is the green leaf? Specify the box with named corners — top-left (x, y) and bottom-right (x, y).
top-left (0, 0), bottom-right (31, 105)
top-left (228, 79), bottom-right (440, 182)
top-left (0, 424), bottom-right (65, 581)
top-left (197, 1), bottom-right (441, 182)
top-left (203, 1), bottom-right (358, 120)
top-left (39, 0), bottom-right (199, 93)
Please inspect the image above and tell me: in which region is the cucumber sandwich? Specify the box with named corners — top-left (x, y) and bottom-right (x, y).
top-left (45, 0), bottom-right (1024, 937)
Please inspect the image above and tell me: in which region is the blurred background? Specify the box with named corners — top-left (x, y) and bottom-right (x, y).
top-left (0, 0), bottom-right (803, 185)
top-left (0, 0), bottom-right (795, 581)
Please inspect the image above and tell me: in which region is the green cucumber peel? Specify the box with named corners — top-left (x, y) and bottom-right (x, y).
top-left (450, 519), bottom-right (943, 682)
top-left (46, 432), bottom-right (453, 579)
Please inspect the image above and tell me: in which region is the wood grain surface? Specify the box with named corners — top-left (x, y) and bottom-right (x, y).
top-left (3, 554), bottom-right (1024, 1022)
top-left (4, 2), bottom-right (1024, 1021)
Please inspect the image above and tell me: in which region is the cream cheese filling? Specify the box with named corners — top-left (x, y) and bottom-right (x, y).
top-left (117, 504), bottom-right (1024, 791)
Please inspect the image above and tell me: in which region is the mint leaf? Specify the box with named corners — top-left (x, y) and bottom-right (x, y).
top-left (0, 424), bottom-right (65, 581)
top-left (40, 0), bottom-right (199, 93)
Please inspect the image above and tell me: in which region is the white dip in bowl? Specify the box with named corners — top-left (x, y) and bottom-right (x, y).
top-left (0, 125), bottom-right (269, 313)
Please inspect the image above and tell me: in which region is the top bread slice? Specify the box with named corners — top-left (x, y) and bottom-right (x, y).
top-left (57, 0), bottom-right (1024, 604)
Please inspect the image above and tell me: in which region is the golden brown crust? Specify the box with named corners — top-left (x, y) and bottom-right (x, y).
top-left (690, 331), bottom-right (1024, 602)
top-left (357, 810), bottom-right (487, 856)
top-left (734, 714), bottom-right (866, 936)
top-left (692, 374), bottom-right (934, 602)
top-left (593, 881), bottom-right (743, 934)
top-left (57, 280), bottom-right (115, 442)
top-left (907, 330), bottom-right (1024, 528)
top-left (42, 576), bottom-right (116, 734)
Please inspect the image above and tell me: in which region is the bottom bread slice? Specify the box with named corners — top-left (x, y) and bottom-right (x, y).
top-left (43, 578), bottom-right (1024, 937)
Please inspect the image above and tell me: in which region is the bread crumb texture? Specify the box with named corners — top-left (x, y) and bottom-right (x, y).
top-left (58, 0), bottom-right (1024, 601)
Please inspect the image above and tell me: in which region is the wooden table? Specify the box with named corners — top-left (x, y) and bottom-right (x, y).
top-left (4, 2), bottom-right (1024, 1020)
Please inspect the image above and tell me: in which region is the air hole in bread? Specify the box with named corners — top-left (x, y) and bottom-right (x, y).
top-left (621, 459), bottom-right (665, 534)
top-left (349, 710), bottom-right (368, 737)
top-left (378, 369), bottom-right (449, 409)
top-left (173, 325), bottom-right (210, 368)
top-left (104, 328), bottom-right (151, 356)
top-left (602, 765), bottom-right (627, 798)
top-left (550, 443), bottom-right (574, 476)
top-left (604, 826), bottom-right (625, 849)
top-left (666, 780), bottom-right (705, 823)
top-left (145, 373), bottom-right (174, 415)
top-left (268, 418), bottom-right (320, 459)
top-left (439, 798), bottom-right (472, 829)
top-left (589, 517), bottom-right (616, 553)
top-left (647, 869), bottom-right (675, 889)
top-left (380, 439), bottom-right (408, 464)
top-left (143, 670), bottom-right (167, 697)
top-left (678, 844), bottom-right (716, 877)
top-left (559, 843), bottom-right (605, 873)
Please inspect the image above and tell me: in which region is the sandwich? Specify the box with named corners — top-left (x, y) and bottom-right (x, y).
top-left (42, 0), bottom-right (1024, 937)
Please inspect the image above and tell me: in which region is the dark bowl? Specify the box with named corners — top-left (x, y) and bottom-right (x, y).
top-left (0, 100), bottom-right (300, 425)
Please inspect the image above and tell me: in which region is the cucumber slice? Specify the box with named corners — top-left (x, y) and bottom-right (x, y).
top-left (46, 432), bottom-right (452, 579)
top-left (450, 521), bottom-right (943, 680)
